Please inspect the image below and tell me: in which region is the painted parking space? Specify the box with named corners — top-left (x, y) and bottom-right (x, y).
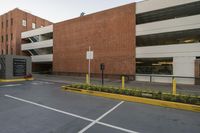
top-left (100, 102), bottom-right (200, 133)
top-left (0, 96), bottom-right (90, 133)
top-left (0, 80), bottom-right (200, 133)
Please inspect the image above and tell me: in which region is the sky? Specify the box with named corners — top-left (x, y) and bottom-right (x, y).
top-left (0, 0), bottom-right (143, 23)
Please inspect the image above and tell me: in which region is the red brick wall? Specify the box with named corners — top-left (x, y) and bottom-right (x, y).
top-left (53, 3), bottom-right (136, 76)
top-left (0, 8), bottom-right (52, 55)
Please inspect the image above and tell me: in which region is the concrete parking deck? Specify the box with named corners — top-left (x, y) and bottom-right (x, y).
top-left (0, 80), bottom-right (200, 133)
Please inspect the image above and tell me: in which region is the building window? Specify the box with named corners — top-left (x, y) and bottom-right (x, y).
top-left (32, 23), bottom-right (36, 29)
top-left (6, 45), bottom-right (8, 55)
top-left (6, 34), bottom-right (8, 42)
top-left (11, 18), bottom-right (13, 26)
top-left (22, 19), bottom-right (27, 27)
top-left (11, 33), bottom-right (13, 41)
top-left (11, 47), bottom-right (13, 55)
top-left (1, 22), bottom-right (3, 28)
top-left (1, 36), bottom-right (3, 43)
top-left (6, 20), bottom-right (8, 27)
top-left (136, 58), bottom-right (173, 75)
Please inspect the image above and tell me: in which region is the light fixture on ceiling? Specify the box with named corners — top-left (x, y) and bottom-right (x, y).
top-left (184, 39), bottom-right (194, 43)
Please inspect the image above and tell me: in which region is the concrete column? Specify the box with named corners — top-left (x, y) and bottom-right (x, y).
top-left (173, 56), bottom-right (195, 84)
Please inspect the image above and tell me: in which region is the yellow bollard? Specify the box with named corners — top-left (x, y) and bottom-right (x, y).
top-left (122, 76), bottom-right (125, 89)
top-left (86, 74), bottom-right (89, 85)
top-left (172, 79), bottom-right (176, 95)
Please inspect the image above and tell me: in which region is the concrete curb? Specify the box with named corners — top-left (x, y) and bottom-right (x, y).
top-left (62, 86), bottom-right (200, 112)
top-left (0, 78), bottom-right (34, 82)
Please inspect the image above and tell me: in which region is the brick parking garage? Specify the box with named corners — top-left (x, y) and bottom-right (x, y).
top-left (11, 1), bottom-right (200, 85)
top-left (53, 3), bottom-right (136, 78)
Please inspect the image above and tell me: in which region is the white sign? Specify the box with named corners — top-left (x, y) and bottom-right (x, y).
top-left (86, 51), bottom-right (94, 60)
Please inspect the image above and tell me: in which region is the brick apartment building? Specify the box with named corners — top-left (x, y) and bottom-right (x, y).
top-left (0, 8), bottom-right (52, 56)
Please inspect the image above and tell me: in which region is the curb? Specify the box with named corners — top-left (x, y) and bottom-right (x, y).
top-left (0, 78), bottom-right (34, 82)
top-left (62, 86), bottom-right (200, 112)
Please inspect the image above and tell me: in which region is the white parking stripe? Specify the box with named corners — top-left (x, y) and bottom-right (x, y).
top-left (5, 94), bottom-right (138, 133)
top-left (0, 84), bottom-right (22, 87)
top-left (31, 81), bottom-right (54, 85)
top-left (4, 94), bottom-right (93, 122)
top-left (78, 101), bottom-right (125, 133)
top-left (97, 121), bottom-right (138, 133)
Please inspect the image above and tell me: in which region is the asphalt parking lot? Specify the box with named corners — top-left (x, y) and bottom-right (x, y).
top-left (0, 80), bottom-right (200, 133)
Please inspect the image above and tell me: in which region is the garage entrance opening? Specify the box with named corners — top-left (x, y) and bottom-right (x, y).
top-left (195, 59), bottom-right (200, 85)
top-left (32, 62), bottom-right (52, 74)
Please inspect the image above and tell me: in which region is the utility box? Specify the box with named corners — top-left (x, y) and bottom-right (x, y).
top-left (0, 55), bottom-right (31, 79)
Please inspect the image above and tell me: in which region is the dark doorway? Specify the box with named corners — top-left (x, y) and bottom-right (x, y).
top-left (195, 59), bottom-right (200, 85)
top-left (32, 62), bottom-right (52, 74)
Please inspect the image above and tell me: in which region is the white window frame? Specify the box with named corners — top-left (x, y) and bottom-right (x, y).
top-left (22, 20), bottom-right (27, 27)
top-left (32, 23), bottom-right (36, 29)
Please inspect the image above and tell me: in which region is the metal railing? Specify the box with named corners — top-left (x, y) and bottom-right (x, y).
top-left (119, 74), bottom-right (200, 85)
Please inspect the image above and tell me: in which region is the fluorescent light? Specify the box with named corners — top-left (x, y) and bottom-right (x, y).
top-left (184, 39), bottom-right (194, 43)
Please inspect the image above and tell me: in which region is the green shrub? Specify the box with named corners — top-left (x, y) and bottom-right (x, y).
top-left (175, 95), bottom-right (186, 103)
top-left (124, 89), bottom-right (130, 95)
top-left (152, 91), bottom-right (162, 99)
top-left (187, 97), bottom-right (199, 104)
top-left (129, 90), bottom-right (135, 95)
top-left (134, 90), bottom-right (142, 97)
top-left (162, 94), bottom-right (172, 101)
top-left (68, 84), bottom-right (200, 105)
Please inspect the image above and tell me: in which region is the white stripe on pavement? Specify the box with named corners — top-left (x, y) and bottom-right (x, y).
top-left (5, 94), bottom-right (139, 133)
top-left (5, 94), bottom-right (93, 122)
top-left (97, 121), bottom-right (138, 133)
top-left (0, 84), bottom-right (22, 87)
top-left (78, 101), bottom-right (130, 133)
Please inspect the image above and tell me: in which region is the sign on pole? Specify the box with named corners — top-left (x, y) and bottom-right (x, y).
top-left (86, 51), bottom-right (93, 60)
top-left (86, 46), bottom-right (94, 85)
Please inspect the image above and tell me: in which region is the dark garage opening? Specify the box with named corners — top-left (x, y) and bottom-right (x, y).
top-left (32, 62), bottom-right (52, 74)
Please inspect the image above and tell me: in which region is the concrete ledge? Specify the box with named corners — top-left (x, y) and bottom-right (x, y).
top-left (0, 78), bottom-right (34, 82)
top-left (62, 86), bottom-right (200, 112)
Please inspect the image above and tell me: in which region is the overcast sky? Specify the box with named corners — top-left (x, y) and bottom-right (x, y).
top-left (0, 0), bottom-right (143, 23)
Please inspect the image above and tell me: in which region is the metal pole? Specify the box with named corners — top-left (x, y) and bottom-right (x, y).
top-left (86, 74), bottom-right (89, 84)
top-left (88, 46), bottom-right (91, 85)
top-left (172, 79), bottom-right (176, 95)
top-left (102, 69), bottom-right (104, 86)
top-left (122, 76), bottom-right (125, 89)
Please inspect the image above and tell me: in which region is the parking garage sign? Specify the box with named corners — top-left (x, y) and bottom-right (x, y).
top-left (13, 58), bottom-right (26, 76)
